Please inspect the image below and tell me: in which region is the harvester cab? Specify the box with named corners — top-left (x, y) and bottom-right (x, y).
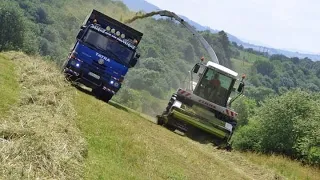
top-left (190, 60), bottom-right (245, 108)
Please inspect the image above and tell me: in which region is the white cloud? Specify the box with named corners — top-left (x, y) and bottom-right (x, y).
top-left (145, 0), bottom-right (320, 53)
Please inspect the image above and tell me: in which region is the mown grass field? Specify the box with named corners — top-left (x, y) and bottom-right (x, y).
top-left (1, 52), bottom-right (319, 179)
top-left (74, 88), bottom-right (320, 180)
top-left (0, 52), bottom-right (86, 179)
top-left (0, 54), bottom-right (19, 116)
top-left (74, 90), bottom-right (279, 180)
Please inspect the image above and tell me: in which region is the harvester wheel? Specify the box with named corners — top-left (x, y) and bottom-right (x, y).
top-left (164, 124), bottom-right (175, 131)
top-left (156, 115), bottom-right (165, 125)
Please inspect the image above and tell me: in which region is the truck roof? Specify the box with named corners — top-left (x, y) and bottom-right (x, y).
top-left (206, 61), bottom-right (238, 78)
top-left (83, 9), bottom-right (143, 44)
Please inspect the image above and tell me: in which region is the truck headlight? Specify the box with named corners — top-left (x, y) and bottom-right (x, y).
top-left (70, 60), bottom-right (76, 66)
top-left (109, 80), bottom-right (120, 88)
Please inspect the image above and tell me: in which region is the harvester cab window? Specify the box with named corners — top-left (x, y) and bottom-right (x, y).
top-left (196, 68), bottom-right (233, 106)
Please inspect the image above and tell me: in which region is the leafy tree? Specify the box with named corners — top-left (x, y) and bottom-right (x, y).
top-left (253, 60), bottom-right (275, 77)
top-left (232, 96), bottom-right (257, 127)
top-left (218, 31), bottom-right (231, 59)
top-left (233, 90), bottom-right (320, 165)
top-left (0, 1), bottom-right (25, 51)
top-left (184, 44), bottom-right (196, 62)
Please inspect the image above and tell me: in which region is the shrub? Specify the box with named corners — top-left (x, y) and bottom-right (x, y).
top-left (232, 89), bottom-right (320, 165)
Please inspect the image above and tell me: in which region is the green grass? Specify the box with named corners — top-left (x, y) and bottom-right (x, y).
top-left (242, 152), bottom-right (320, 180)
top-left (231, 58), bottom-right (253, 76)
top-left (74, 90), bottom-right (285, 180)
top-left (0, 53), bottom-right (19, 116)
top-left (75, 88), bottom-right (320, 180)
top-left (0, 52), bottom-right (86, 179)
top-left (1, 52), bottom-right (319, 180)
top-left (238, 50), bottom-right (268, 63)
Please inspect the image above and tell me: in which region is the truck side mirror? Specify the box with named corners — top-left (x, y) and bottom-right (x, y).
top-left (129, 58), bottom-right (138, 68)
top-left (77, 30), bottom-right (84, 40)
top-left (193, 64), bottom-right (200, 73)
top-left (237, 82), bottom-right (244, 93)
top-left (129, 53), bottom-right (140, 68)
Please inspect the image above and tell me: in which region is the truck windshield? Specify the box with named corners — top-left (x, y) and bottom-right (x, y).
top-left (83, 29), bottom-right (134, 65)
top-left (194, 68), bottom-right (234, 106)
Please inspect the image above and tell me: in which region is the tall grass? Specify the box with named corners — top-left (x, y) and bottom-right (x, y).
top-left (0, 52), bottom-right (86, 179)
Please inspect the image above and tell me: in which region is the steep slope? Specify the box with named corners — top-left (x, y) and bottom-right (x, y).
top-left (74, 89), bottom-right (320, 180)
top-left (0, 52), bottom-right (86, 179)
top-left (1, 52), bottom-right (319, 179)
top-left (74, 90), bottom-right (281, 180)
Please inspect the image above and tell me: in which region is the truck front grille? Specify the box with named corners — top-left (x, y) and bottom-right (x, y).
top-left (92, 60), bottom-right (106, 71)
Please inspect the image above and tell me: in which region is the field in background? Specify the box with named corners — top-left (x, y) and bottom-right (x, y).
top-left (231, 58), bottom-right (253, 76)
top-left (238, 50), bottom-right (268, 63)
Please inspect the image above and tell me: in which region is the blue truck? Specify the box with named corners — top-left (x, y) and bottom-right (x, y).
top-left (62, 9), bottom-right (143, 102)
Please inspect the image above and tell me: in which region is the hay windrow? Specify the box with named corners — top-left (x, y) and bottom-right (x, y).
top-left (0, 52), bottom-right (87, 179)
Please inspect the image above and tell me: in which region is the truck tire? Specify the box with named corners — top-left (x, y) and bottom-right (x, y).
top-left (101, 92), bottom-right (113, 103)
top-left (92, 88), bottom-right (113, 103)
top-left (61, 59), bottom-right (69, 73)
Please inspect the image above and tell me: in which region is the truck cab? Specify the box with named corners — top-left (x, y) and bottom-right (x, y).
top-left (63, 9), bottom-right (143, 102)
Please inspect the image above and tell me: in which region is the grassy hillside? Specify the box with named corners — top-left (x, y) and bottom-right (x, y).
top-left (0, 54), bottom-right (19, 115)
top-left (0, 52), bottom-right (86, 179)
top-left (1, 0), bottom-right (320, 178)
top-left (75, 90), bottom-right (278, 180)
top-left (231, 58), bottom-right (253, 76)
top-left (1, 52), bottom-right (319, 179)
top-left (74, 89), bottom-right (320, 180)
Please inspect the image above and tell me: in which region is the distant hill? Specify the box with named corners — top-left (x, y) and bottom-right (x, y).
top-left (120, 0), bottom-right (320, 61)
top-left (238, 42), bottom-right (320, 61)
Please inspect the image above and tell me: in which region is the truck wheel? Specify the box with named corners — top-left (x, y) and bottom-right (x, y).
top-left (61, 59), bottom-right (69, 72)
top-left (92, 88), bottom-right (112, 103)
top-left (101, 92), bottom-right (113, 103)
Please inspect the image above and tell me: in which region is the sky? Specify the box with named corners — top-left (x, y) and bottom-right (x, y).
top-left (145, 0), bottom-right (320, 54)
